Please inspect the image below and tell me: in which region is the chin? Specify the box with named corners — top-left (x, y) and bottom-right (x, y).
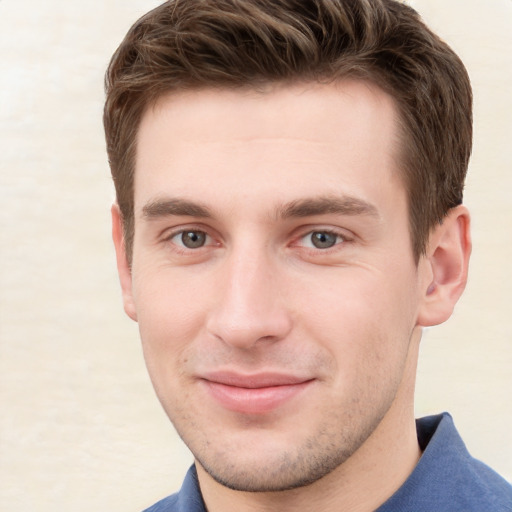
top-left (192, 423), bottom-right (371, 493)
top-left (197, 452), bottom-right (344, 492)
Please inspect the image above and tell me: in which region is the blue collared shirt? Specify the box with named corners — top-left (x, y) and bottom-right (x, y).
top-left (143, 413), bottom-right (512, 511)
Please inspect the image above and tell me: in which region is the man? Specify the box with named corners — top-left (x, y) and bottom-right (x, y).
top-left (104, 0), bottom-right (512, 510)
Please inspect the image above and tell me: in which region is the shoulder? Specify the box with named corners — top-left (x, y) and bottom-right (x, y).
top-left (378, 413), bottom-right (512, 512)
top-left (142, 466), bottom-right (206, 512)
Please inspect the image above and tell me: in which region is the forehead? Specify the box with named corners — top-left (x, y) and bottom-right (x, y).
top-left (134, 81), bottom-right (403, 216)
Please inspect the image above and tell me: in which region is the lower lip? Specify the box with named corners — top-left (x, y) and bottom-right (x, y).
top-left (202, 380), bottom-right (312, 415)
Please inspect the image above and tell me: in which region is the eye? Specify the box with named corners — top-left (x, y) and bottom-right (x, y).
top-left (170, 230), bottom-right (209, 249)
top-left (300, 230), bottom-right (344, 249)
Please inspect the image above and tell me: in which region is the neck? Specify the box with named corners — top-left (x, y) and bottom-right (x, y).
top-left (197, 331), bottom-right (422, 512)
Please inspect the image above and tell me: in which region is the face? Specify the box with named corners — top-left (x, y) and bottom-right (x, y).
top-left (120, 81), bottom-right (431, 491)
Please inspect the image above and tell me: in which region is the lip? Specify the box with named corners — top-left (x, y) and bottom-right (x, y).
top-left (199, 371), bottom-right (314, 415)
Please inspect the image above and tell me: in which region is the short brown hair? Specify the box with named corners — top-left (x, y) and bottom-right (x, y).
top-left (104, 0), bottom-right (472, 263)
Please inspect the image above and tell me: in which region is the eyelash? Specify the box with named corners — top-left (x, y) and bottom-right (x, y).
top-left (292, 228), bottom-right (350, 252)
top-left (163, 227), bottom-right (215, 251)
top-left (161, 226), bottom-right (352, 254)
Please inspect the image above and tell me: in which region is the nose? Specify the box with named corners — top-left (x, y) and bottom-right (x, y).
top-left (205, 247), bottom-right (293, 350)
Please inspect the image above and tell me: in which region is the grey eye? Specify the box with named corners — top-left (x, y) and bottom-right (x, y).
top-left (310, 231), bottom-right (339, 249)
top-left (180, 231), bottom-right (207, 248)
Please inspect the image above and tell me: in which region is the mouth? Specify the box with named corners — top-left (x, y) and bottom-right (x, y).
top-left (199, 371), bottom-right (315, 415)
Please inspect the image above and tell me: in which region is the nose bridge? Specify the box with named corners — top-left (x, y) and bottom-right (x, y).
top-left (206, 240), bottom-right (291, 348)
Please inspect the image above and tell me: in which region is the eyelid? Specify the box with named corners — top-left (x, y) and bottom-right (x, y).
top-left (159, 223), bottom-right (353, 252)
top-left (300, 230), bottom-right (343, 247)
top-left (170, 230), bottom-right (210, 248)
top-left (161, 224), bottom-right (220, 249)
top-left (293, 225), bottom-right (352, 242)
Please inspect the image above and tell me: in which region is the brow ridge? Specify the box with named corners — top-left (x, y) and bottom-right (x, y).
top-left (141, 195), bottom-right (379, 222)
top-left (278, 195), bottom-right (379, 219)
top-left (142, 198), bottom-right (212, 219)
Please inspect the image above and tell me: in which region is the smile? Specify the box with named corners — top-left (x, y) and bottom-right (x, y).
top-left (200, 372), bottom-right (314, 415)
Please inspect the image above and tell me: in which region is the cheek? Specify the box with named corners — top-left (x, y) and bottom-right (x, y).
top-left (132, 267), bottom-right (210, 386)
top-left (296, 265), bottom-right (419, 375)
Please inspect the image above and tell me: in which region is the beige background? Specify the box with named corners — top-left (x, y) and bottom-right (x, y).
top-left (0, 0), bottom-right (511, 510)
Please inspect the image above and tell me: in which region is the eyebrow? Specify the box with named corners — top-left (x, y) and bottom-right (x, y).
top-left (142, 198), bottom-right (212, 219)
top-left (141, 194), bottom-right (380, 222)
top-left (277, 195), bottom-right (379, 219)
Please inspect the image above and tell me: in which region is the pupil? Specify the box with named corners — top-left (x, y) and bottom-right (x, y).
top-left (182, 231), bottom-right (206, 248)
top-left (312, 232), bottom-right (336, 249)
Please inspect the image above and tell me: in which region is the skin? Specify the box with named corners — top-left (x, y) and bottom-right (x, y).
top-left (112, 81), bottom-right (471, 512)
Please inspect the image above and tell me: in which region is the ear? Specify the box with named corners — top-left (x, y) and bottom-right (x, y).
top-left (111, 204), bottom-right (138, 322)
top-left (417, 205), bottom-right (471, 327)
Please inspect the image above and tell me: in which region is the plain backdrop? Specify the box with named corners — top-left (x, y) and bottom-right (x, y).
top-left (0, 1), bottom-right (511, 510)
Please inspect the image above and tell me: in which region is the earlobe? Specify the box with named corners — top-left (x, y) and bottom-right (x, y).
top-left (111, 204), bottom-right (138, 322)
top-left (417, 205), bottom-right (471, 327)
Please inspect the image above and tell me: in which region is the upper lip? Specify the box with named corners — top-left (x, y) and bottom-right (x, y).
top-left (200, 371), bottom-right (313, 389)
